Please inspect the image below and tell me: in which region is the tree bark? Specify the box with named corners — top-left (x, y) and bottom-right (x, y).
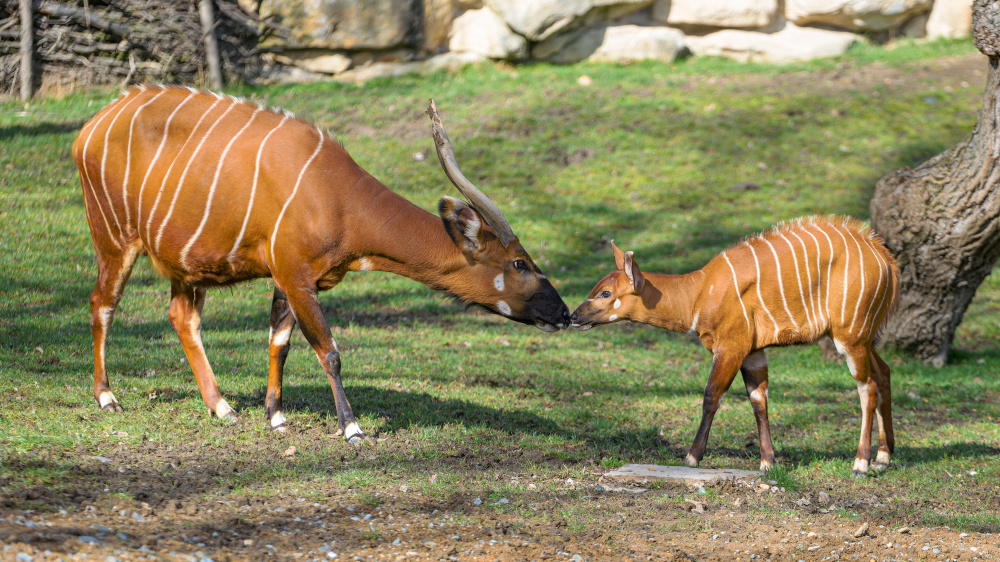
top-left (870, 0), bottom-right (1000, 366)
top-left (19, 0), bottom-right (34, 102)
top-left (199, 0), bottom-right (223, 90)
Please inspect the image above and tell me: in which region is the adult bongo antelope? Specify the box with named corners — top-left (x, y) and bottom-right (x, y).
top-left (570, 216), bottom-right (899, 477)
top-left (72, 85), bottom-right (570, 443)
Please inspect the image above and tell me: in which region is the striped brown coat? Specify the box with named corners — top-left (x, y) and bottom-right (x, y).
top-left (571, 216), bottom-right (899, 477)
top-left (73, 85), bottom-right (569, 442)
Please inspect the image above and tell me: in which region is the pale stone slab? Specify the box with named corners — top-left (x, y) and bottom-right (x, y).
top-left (450, 6), bottom-right (528, 60)
top-left (926, 0), bottom-right (972, 39)
top-left (605, 464), bottom-right (760, 485)
top-left (652, 0), bottom-right (779, 29)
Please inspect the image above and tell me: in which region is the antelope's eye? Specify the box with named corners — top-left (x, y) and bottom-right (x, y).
top-left (599, 290), bottom-right (612, 299)
top-left (513, 259), bottom-right (528, 272)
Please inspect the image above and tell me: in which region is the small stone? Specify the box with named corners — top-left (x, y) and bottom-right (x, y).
top-left (326, 552), bottom-right (338, 560)
top-left (853, 522), bottom-right (869, 538)
top-left (283, 446), bottom-right (297, 457)
top-left (400, 485), bottom-right (408, 492)
top-left (16, 553), bottom-right (33, 562)
top-left (897, 527), bottom-right (910, 534)
top-left (818, 491), bottom-right (831, 504)
top-left (807, 532), bottom-right (817, 538)
top-left (244, 539), bottom-right (254, 546)
top-left (577, 75), bottom-right (593, 87)
top-left (78, 536), bottom-right (100, 544)
top-left (93, 456), bottom-right (112, 463)
top-left (472, 497), bottom-right (482, 506)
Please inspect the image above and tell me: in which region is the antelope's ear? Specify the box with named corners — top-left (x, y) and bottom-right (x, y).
top-left (439, 196), bottom-right (493, 254)
top-left (612, 240), bottom-right (626, 270)
top-left (623, 250), bottom-right (645, 293)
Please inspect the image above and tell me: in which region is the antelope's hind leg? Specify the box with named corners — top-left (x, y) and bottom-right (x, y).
top-left (740, 350), bottom-right (776, 472)
top-left (870, 349), bottom-right (894, 471)
top-left (90, 242), bottom-right (141, 412)
top-left (841, 342), bottom-right (878, 478)
top-left (282, 284), bottom-right (367, 445)
top-left (168, 282), bottom-right (237, 421)
top-left (265, 289), bottom-right (297, 431)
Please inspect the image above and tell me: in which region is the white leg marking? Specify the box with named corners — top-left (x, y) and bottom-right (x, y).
top-left (180, 107), bottom-right (265, 270)
top-left (780, 232), bottom-right (814, 336)
top-left (271, 326), bottom-right (293, 347)
top-left (270, 411), bottom-right (288, 429)
top-left (121, 90), bottom-right (170, 231)
top-left (344, 421), bottom-right (363, 441)
top-left (762, 237), bottom-right (801, 333)
top-left (690, 311), bottom-right (699, 333)
top-left (215, 399), bottom-right (235, 419)
top-left (155, 98), bottom-right (240, 253)
top-left (613, 298), bottom-right (621, 310)
top-left (874, 450), bottom-right (890, 469)
top-left (100, 92), bottom-right (152, 235)
top-left (270, 126), bottom-right (326, 267)
top-left (228, 114), bottom-right (290, 268)
top-left (846, 229), bottom-right (867, 334)
top-left (853, 457), bottom-right (869, 475)
top-left (136, 91), bottom-right (197, 237)
top-left (830, 225), bottom-right (852, 326)
top-left (722, 251), bottom-right (751, 332)
top-left (685, 453), bottom-right (699, 467)
top-left (98, 390), bottom-right (117, 408)
top-left (759, 459), bottom-right (773, 472)
top-left (146, 96), bottom-right (224, 243)
top-left (745, 242), bottom-right (780, 339)
top-left (493, 273), bottom-right (504, 292)
top-left (497, 301), bottom-right (512, 316)
top-left (608, 314), bottom-right (618, 321)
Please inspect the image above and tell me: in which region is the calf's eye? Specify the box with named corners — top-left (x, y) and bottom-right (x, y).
top-left (600, 290), bottom-right (612, 299)
top-left (513, 259), bottom-right (528, 271)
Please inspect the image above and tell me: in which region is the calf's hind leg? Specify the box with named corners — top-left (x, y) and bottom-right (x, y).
top-left (90, 242), bottom-right (140, 412)
top-left (870, 349), bottom-right (894, 471)
top-left (265, 289), bottom-right (297, 431)
top-left (168, 282), bottom-right (236, 420)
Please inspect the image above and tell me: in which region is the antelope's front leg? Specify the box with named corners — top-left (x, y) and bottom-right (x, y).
top-left (282, 285), bottom-right (366, 444)
top-left (266, 289), bottom-right (297, 431)
top-left (686, 349), bottom-right (746, 467)
top-left (740, 350), bottom-right (775, 472)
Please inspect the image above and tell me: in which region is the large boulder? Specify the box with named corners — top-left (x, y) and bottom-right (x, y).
top-left (785, 0), bottom-right (933, 32)
top-left (926, 0), bottom-right (973, 39)
top-left (423, 0), bottom-right (455, 53)
top-left (334, 52), bottom-right (487, 84)
top-left (685, 22), bottom-right (858, 63)
top-left (260, 0), bottom-right (421, 50)
top-left (534, 24), bottom-right (685, 63)
top-left (449, 7), bottom-right (529, 59)
top-left (652, 0), bottom-right (778, 29)
top-left (483, 0), bottom-right (653, 41)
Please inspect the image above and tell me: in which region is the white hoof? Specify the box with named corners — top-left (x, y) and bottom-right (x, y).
top-left (685, 453), bottom-right (699, 468)
top-left (871, 450), bottom-right (890, 471)
top-left (98, 391), bottom-right (121, 411)
top-left (344, 422), bottom-right (365, 445)
top-left (852, 458), bottom-right (869, 478)
top-left (214, 399), bottom-right (237, 421)
top-left (270, 411), bottom-right (288, 431)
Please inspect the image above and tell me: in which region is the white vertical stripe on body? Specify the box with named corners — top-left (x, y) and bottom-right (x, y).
top-left (810, 225), bottom-right (836, 325)
top-left (136, 91), bottom-right (197, 234)
top-left (846, 229), bottom-right (867, 334)
top-left (228, 114), bottom-right (290, 269)
top-left (761, 238), bottom-right (801, 333)
top-left (830, 225), bottom-right (852, 325)
top-left (790, 230), bottom-right (822, 332)
top-left (744, 242), bottom-right (780, 339)
top-left (100, 91), bottom-right (152, 234)
top-left (122, 89), bottom-right (169, 231)
top-left (722, 251), bottom-right (751, 332)
top-left (145, 96), bottom-right (224, 245)
top-left (800, 227), bottom-right (827, 328)
top-left (180, 107), bottom-right (265, 270)
top-left (270, 126), bottom-right (325, 267)
top-left (81, 94), bottom-right (136, 249)
top-left (864, 240), bottom-right (891, 340)
top-left (155, 98), bottom-right (239, 253)
top-left (779, 232), bottom-right (813, 335)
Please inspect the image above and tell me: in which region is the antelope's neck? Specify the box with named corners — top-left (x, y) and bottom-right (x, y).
top-left (353, 178), bottom-right (470, 291)
top-left (633, 271), bottom-right (705, 333)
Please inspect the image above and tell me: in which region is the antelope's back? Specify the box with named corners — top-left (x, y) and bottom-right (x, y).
top-left (702, 216), bottom-right (898, 346)
top-left (73, 85), bottom-right (365, 283)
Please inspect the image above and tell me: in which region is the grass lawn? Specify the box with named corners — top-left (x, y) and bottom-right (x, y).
top-left (1, 38), bottom-right (999, 560)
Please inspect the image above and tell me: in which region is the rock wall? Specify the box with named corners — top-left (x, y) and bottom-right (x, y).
top-left (257, 0), bottom-right (973, 83)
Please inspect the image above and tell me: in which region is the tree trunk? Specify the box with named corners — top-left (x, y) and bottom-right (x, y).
top-left (199, 0), bottom-right (223, 89)
top-left (19, 0), bottom-right (34, 102)
top-left (870, 0), bottom-right (1000, 366)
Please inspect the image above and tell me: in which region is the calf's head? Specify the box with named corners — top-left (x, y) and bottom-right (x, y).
top-left (570, 242), bottom-right (646, 330)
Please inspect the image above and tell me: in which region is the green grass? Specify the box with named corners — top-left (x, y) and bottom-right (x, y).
top-left (2, 37), bottom-right (999, 539)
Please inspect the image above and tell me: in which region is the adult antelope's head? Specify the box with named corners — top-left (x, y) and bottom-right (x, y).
top-left (570, 241), bottom-right (645, 330)
top-left (429, 101), bottom-right (569, 332)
